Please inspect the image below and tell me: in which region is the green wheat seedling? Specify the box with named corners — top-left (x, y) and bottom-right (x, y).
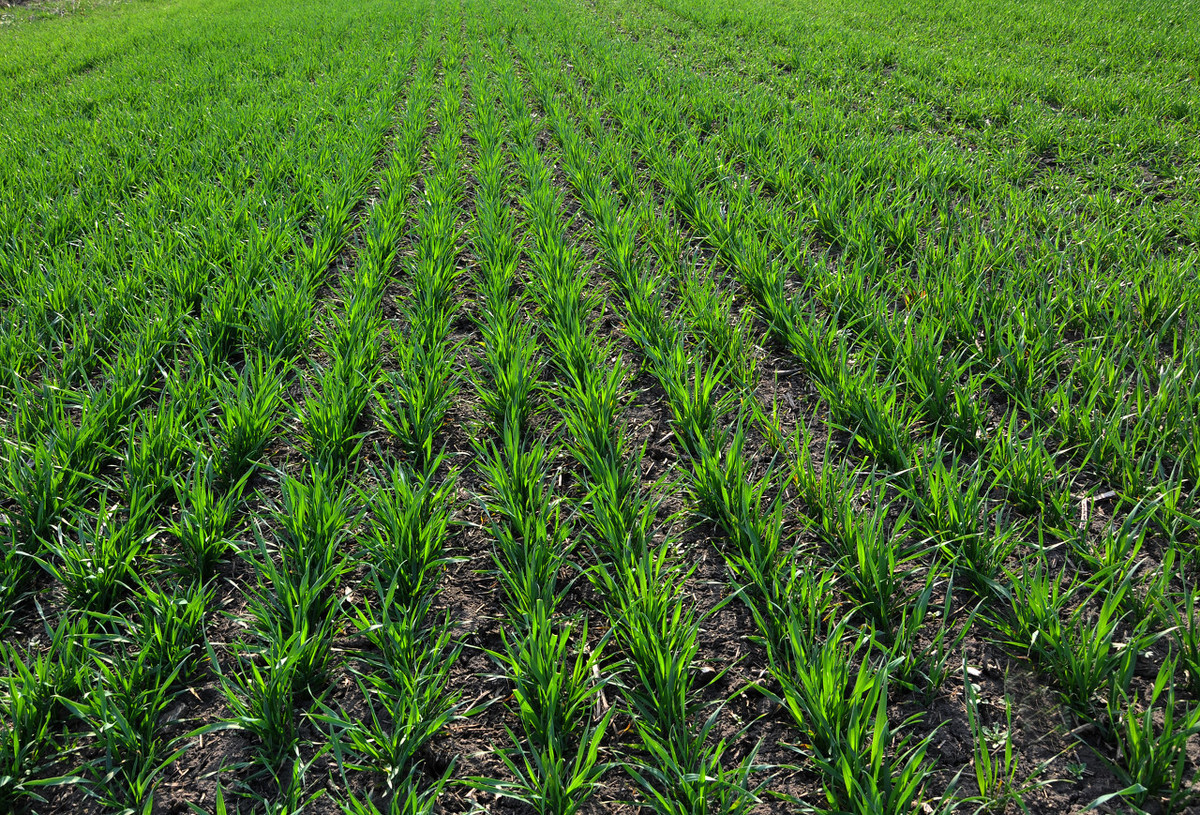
top-left (540, 311), bottom-right (607, 392)
top-left (212, 354), bottom-right (289, 485)
top-left (121, 404), bottom-right (195, 508)
top-left (812, 665), bottom-right (937, 815)
top-left (983, 306), bottom-right (1064, 418)
top-left (299, 365), bottom-right (374, 475)
top-left (170, 459), bottom-right (247, 579)
top-left (472, 299), bottom-right (542, 433)
top-left (62, 653), bottom-right (190, 814)
top-left (764, 619), bottom-right (877, 758)
top-left (596, 545), bottom-right (701, 754)
top-left (551, 345), bottom-right (647, 559)
top-left (204, 634), bottom-right (305, 771)
top-left (133, 580), bottom-right (211, 687)
top-left (0, 532), bottom-right (26, 633)
top-left (252, 273), bottom-right (315, 361)
top-left (553, 349), bottom-right (628, 464)
top-left (474, 424), bottom-right (571, 623)
top-left (472, 200), bottom-right (523, 298)
top-left (328, 286), bottom-right (385, 370)
top-left (378, 325), bottom-right (458, 467)
top-left (2, 436), bottom-right (92, 552)
top-left (474, 420), bottom-right (557, 531)
top-left (675, 415), bottom-right (783, 565)
top-left (679, 264), bottom-right (758, 387)
top-left (993, 559), bottom-right (1153, 714)
top-left (940, 376), bottom-right (991, 454)
top-left (888, 576), bottom-right (977, 701)
top-left (335, 768), bottom-right (448, 815)
top-left (411, 176), bottom-right (465, 300)
top-left (575, 438), bottom-right (657, 559)
top-left (819, 712), bottom-right (938, 815)
top-left (953, 660), bottom-right (1049, 812)
top-left (490, 511), bottom-right (572, 625)
top-left (756, 597), bottom-right (935, 812)
top-left (1068, 497), bottom-right (1163, 587)
top-left (40, 498), bottom-right (155, 611)
top-left (819, 483), bottom-right (918, 640)
top-left (490, 604), bottom-right (611, 755)
top-left (987, 414), bottom-right (1070, 522)
top-left (0, 643), bottom-right (81, 808)
top-left (887, 318), bottom-right (986, 451)
top-left (273, 466), bottom-right (360, 579)
top-left (76, 369), bottom-right (145, 453)
top-left (359, 454), bottom-right (457, 608)
top-left (321, 654), bottom-right (462, 806)
top-left (645, 342), bottom-right (738, 460)
top-left (162, 257), bottom-right (208, 316)
top-left (468, 719), bottom-right (613, 815)
top-left (1160, 580), bottom-right (1200, 697)
top-left (1098, 658), bottom-right (1200, 812)
top-left (786, 425), bottom-right (856, 532)
top-left (629, 722), bottom-right (768, 815)
top-left (1115, 537), bottom-right (1179, 628)
top-left (1106, 412), bottom-right (1181, 502)
top-left (525, 267), bottom-right (597, 374)
top-left (898, 325), bottom-right (970, 427)
top-left (349, 583), bottom-right (462, 706)
top-left (301, 178), bottom-right (359, 288)
top-left (217, 479), bottom-right (360, 762)
top-left (473, 238), bottom-right (522, 315)
top-left (253, 751), bottom-right (329, 814)
top-left (164, 354), bottom-right (219, 426)
top-left (909, 456), bottom-right (988, 550)
top-left (620, 266), bottom-right (678, 353)
top-left (346, 269), bottom-right (390, 334)
top-left (10, 382), bottom-right (108, 475)
top-left (359, 207), bottom-right (406, 282)
top-left (195, 271), bottom-right (254, 364)
top-left (473, 604), bottom-right (614, 815)
top-left (242, 544), bottom-right (344, 700)
top-left (741, 552), bottom-right (839, 670)
top-left (823, 366), bottom-right (917, 475)
top-left (1135, 479), bottom-right (1193, 545)
top-left (53, 317), bottom-right (104, 391)
top-left (908, 456), bottom-right (1016, 596)
top-left (0, 316), bottom-right (34, 397)
top-left (720, 479), bottom-right (786, 588)
top-left (300, 320), bottom-right (380, 473)
top-left (21, 611), bottom-right (100, 723)
top-left (409, 250), bottom-right (465, 327)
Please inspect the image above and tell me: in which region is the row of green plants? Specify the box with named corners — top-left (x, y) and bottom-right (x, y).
top-left (461, 43), bottom-right (612, 813)
top-left (305, 25), bottom-right (469, 814)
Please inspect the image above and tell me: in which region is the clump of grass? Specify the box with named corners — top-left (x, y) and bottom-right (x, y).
top-left (211, 354), bottom-right (289, 485)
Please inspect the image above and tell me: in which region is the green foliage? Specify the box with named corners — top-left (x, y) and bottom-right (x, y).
top-left (992, 560), bottom-right (1152, 714)
top-left (170, 459), bottom-right (246, 579)
top-left (212, 355), bottom-right (289, 485)
top-left (1101, 659), bottom-right (1200, 811)
top-left (359, 455), bottom-right (457, 608)
top-left (3, 0), bottom-right (1199, 809)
